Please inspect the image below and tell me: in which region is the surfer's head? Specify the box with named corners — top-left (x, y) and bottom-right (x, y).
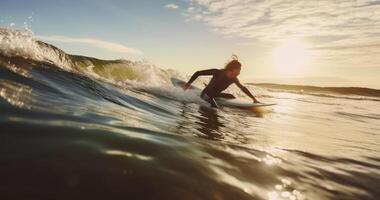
top-left (224, 60), bottom-right (241, 79)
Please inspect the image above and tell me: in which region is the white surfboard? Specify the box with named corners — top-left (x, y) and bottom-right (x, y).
top-left (171, 77), bottom-right (275, 108)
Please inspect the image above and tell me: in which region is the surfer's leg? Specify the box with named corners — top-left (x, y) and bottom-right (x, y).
top-left (217, 93), bottom-right (235, 99)
top-left (200, 93), bottom-right (219, 108)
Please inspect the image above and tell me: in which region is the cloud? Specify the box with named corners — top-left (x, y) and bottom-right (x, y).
top-left (165, 3), bottom-right (179, 9)
top-left (185, 0), bottom-right (380, 41)
top-left (37, 35), bottom-right (142, 55)
top-left (184, 0), bottom-right (380, 68)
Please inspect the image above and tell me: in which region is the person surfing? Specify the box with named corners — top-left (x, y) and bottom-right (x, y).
top-left (182, 56), bottom-right (260, 108)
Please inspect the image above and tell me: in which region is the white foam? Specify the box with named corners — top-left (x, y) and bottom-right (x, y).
top-left (0, 28), bottom-right (72, 70)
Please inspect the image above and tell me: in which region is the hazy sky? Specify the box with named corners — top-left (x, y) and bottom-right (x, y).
top-left (1, 0), bottom-right (380, 88)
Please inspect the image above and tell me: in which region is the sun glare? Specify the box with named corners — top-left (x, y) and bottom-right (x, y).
top-left (271, 39), bottom-right (311, 77)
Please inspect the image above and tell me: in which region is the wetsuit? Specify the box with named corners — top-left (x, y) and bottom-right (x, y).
top-left (186, 68), bottom-right (256, 107)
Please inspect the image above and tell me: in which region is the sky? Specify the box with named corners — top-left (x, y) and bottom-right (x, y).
top-left (1, 0), bottom-right (380, 88)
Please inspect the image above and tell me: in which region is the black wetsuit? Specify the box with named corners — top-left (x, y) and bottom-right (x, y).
top-left (186, 68), bottom-right (255, 107)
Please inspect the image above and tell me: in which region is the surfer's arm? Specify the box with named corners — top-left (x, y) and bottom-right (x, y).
top-left (235, 79), bottom-right (259, 103)
top-left (183, 69), bottom-right (218, 90)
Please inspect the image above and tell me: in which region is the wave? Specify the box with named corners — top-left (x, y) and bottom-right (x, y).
top-left (0, 28), bottom-right (180, 83)
top-left (0, 28), bottom-right (209, 106)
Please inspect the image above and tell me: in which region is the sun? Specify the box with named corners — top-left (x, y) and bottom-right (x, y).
top-left (271, 39), bottom-right (311, 77)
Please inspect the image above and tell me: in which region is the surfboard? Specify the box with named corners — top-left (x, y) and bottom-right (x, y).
top-left (171, 77), bottom-right (276, 108)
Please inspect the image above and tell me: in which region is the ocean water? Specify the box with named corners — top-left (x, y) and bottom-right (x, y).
top-left (1, 28), bottom-right (380, 200)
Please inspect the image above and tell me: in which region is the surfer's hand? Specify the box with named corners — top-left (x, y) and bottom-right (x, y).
top-left (182, 83), bottom-right (190, 90)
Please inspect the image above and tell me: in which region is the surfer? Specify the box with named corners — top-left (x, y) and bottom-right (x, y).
top-left (182, 59), bottom-right (260, 108)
